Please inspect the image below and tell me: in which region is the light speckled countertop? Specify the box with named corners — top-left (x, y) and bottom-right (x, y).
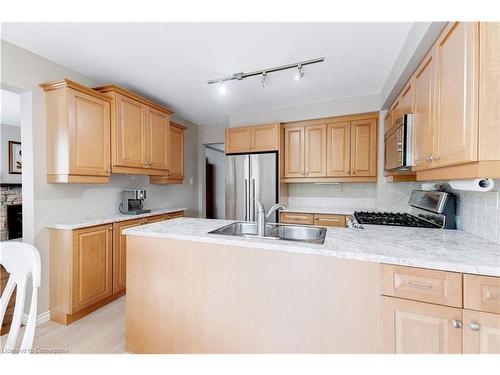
top-left (47, 207), bottom-right (187, 230)
top-left (123, 217), bottom-right (500, 277)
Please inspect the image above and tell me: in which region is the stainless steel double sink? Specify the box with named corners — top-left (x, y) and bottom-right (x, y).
top-left (208, 222), bottom-right (327, 244)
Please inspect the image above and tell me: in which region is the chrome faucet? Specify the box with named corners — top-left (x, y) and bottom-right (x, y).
top-left (254, 199), bottom-right (286, 237)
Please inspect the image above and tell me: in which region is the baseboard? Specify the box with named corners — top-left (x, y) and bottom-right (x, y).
top-left (21, 310), bottom-right (50, 326)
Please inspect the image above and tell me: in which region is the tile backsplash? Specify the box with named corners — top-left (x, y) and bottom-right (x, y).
top-left (456, 189), bottom-right (500, 244)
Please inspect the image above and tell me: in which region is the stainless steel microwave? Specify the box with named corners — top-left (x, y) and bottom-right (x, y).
top-left (384, 114), bottom-right (413, 171)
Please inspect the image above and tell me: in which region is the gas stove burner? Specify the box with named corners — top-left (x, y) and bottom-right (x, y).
top-left (353, 211), bottom-right (441, 228)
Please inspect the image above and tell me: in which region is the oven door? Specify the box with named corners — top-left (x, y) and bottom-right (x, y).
top-left (384, 125), bottom-right (405, 171)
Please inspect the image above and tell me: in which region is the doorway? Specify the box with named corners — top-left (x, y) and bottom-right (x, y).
top-left (204, 143), bottom-right (225, 219)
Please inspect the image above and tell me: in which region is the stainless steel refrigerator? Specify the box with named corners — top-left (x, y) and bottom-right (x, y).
top-left (225, 152), bottom-right (278, 222)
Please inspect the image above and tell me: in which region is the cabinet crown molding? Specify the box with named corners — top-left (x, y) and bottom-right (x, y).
top-left (39, 79), bottom-right (112, 102)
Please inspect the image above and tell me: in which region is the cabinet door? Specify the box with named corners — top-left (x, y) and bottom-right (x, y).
top-left (463, 310), bottom-right (500, 354)
top-left (113, 218), bottom-right (143, 294)
top-left (350, 119), bottom-right (377, 177)
top-left (279, 212), bottom-right (314, 225)
top-left (146, 107), bottom-right (170, 170)
top-left (115, 93), bottom-right (147, 168)
top-left (400, 79), bottom-right (414, 115)
top-left (169, 125), bottom-right (184, 179)
top-left (67, 88), bottom-right (110, 176)
top-left (225, 127), bottom-right (251, 154)
top-left (433, 22), bottom-right (478, 168)
top-left (412, 50), bottom-right (436, 170)
top-left (251, 124), bottom-right (279, 152)
top-left (381, 296), bottom-right (463, 354)
top-left (384, 111), bottom-right (392, 134)
top-left (390, 97), bottom-right (402, 130)
top-left (284, 126), bottom-right (305, 178)
top-left (304, 124), bottom-right (327, 177)
top-left (72, 224), bottom-right (113, 312)
top-left (326, 122), bottom-right (350, 177)
top-left (314, 214), bottom-right (346, 227)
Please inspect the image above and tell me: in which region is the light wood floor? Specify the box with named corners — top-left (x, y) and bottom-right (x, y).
top-left (2, 296), bottom-right (127, 354)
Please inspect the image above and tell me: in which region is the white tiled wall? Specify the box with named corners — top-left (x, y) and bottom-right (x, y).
top-left (456, 189), bottom-right (500, 244)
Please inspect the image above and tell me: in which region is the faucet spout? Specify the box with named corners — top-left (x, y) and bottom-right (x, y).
top-left (265, 203), bottom-right (287, 222)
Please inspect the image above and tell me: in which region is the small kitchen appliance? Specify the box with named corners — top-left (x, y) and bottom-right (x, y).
top-left (119, 189), bottom-right (151, 215)
top-left (353, 190), bottom-right (456, 229)
top-left (384, 114), bottom-right (413, 171)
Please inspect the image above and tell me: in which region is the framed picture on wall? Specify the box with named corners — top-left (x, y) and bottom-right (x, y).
top-left (9, 141), bottom-right (22, 174)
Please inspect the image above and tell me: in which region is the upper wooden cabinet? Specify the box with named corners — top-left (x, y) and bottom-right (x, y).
top-left (400, 78), bottom-right (414, 115)
top-left (350, 119), bottom-right (377, 177)
top-left (40, 79), bottom-right (112, 183)
top-left (225, 123), bottom-right (279, 154)
top-left (326, 121), bottom-right (350, 176)
top-left (94, 85), bottom-right (172, 176)
top-left (283, 113), bottom-right (378, 182)
top-left (150, 122), bottom-right (186, 185)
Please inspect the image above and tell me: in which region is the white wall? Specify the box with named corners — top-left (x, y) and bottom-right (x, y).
top-left (1, 40), bottom-right (200, 314)
top-left (0, 123), bottom-right (22, 183)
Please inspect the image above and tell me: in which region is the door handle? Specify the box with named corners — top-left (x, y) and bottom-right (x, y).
top-left (244, 179), bottom-right (248, 221)
top-left (252, 179), bottom-right (256, 221)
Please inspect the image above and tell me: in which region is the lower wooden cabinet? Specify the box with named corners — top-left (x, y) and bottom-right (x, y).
top-left (463, 309), bottom-right (500, 354)
top-left (280, 212), bottom-right (348, 227)
top-left (49, 211), bottom-right (183, 324)
top-left (381, 296), bottom-right (463, 354)
top-left (279, 212), bottom-right (314, 225)
top-left (314, 214), bottom-right (346, 227)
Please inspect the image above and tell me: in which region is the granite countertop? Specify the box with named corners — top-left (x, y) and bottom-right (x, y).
top-left (123, 217), bottom-right (500, 277)
top-left (47, 207), bottom-right (187, 230)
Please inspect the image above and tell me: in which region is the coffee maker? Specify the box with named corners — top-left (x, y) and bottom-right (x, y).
top-left (119, 189), bottom-right (151, 215)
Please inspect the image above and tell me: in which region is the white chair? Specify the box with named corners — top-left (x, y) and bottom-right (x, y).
top-left (0, 242), bottom-right (41, 353)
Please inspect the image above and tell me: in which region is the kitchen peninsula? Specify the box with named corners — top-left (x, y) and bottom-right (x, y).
top-left (123, 218), bottom-right (500, 354)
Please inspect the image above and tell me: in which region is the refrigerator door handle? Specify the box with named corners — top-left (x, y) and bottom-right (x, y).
top-left (251, 178), bottom-right (256, 221)
top-left (244, 178), bottom-right (248, 221)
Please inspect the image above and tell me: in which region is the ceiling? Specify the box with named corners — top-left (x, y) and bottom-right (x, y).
top-left (1, 23), bottom-right (413, 125)
top-left (1, 89), bottom-right (21, 127)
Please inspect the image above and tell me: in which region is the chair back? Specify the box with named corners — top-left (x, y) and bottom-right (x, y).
top-left (0, 242), bottom-right (41, 353)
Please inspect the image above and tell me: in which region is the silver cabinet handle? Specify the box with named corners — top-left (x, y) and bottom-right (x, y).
top-left (451, 320), bottom-right (462, 329)
top-left (408, 281), bottom-right (433, 290)
top-left (469, 322), bottom-right (481, 331)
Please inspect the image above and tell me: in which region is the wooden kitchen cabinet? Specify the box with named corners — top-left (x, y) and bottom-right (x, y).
top-left (464, 274), bottom-right (500, 314)
top-left (326, 122), bottom-right (351, 177)
top-left (40, 79), bottom-right (112, 183)
top-left (350, 119), bottom-right (377, 177)
top-left (381, 296), bottom-right (463, 354)
top-left (72, 224), bottom-right (113, 313)
top-left (150, 122), bottom-right (185, 184)
top-left (113, 218), bottom-right (143, 294)
top-left (94, 85), bottom-right (172, 176)
top-left (463, 309), bottom-right (500, 354)
top-left (279, 212), bottom-right (314, 225)
top-left (400, 78), bottom-right (414, 115)
top-left (432, 22), bottom-right (478, 169)
top-left (304, 124), bottom-right (327, 177)
top-left (225, 123), bottom-right (279, 154)
top-left (313, 214), bottom-right (346, 227)
top-left (412, 49), bottom-right (436, 171)
top-left (388, 97), bottom-right (401, 134)
top-left (284, 125), bottom-right (305, 178)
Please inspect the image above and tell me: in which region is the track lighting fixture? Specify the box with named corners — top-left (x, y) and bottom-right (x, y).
top-left (207, 57), bottom-right (324, 92)
top-left (294, 65), bottom-right (304, 81)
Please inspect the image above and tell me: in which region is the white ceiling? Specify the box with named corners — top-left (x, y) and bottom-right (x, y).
top-left (2, 23), bottom-right (413, 125)
top-left (1, 89), bottom-right (21, 127)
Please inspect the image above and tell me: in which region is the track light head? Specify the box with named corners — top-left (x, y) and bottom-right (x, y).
top-left (294, 65), bottom-right (304, 81)
top-left (261, 72), bottom-right (269, 88)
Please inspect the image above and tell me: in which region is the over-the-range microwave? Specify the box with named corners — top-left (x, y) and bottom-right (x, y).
top-left (384, 114), bottom-right (413, 171)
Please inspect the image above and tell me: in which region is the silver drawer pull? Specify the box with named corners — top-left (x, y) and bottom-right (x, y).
top-left (408, 281), bottom-right (434, 290)
top-left (469, 322), bottom-right (481, 331)
top-left (451, 320), bottom-right (462, 329)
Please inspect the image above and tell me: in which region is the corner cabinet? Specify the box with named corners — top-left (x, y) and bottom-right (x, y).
top-left (225, 123), bottom-right (280, 154)
top-left (150, 122), bottom-right (186, 184)
top-left (93, 85), bottom-right (173, 177)
top-left (283, 113), bottom-right (377, 182)
top-left (40, 79), bottom-right (112, 183)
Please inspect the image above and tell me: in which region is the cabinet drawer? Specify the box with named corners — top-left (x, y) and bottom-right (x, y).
top-left (167, 211), bottom-right (184, 219)
top-left (279, 212), bottom-right (314, 225)
top-left (380, 264), bottom-right (462, 307)
top-left (314, 214), bottom-right (346, 227)
top-left (464, 274), bottom-right (500, 314)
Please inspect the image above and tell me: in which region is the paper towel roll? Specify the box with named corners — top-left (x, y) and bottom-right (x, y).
top-left (449, 178), bottom-right (494, 192)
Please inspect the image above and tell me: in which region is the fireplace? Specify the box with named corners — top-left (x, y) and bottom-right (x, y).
top-left (0, 185), bottom-right (22, 241)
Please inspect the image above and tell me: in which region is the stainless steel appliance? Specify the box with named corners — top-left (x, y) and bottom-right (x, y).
top-left (384, 114), bottom-right (413, 171)
top-left (353, 190), bottom-right (456, 229)
top-left (119, 189), bottom-right (151, 215)
top-left (225, 152), bottom-right (278, 222)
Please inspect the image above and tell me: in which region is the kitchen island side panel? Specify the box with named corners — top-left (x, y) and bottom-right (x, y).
top-left (125, 236), bottom-right (381, 353)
